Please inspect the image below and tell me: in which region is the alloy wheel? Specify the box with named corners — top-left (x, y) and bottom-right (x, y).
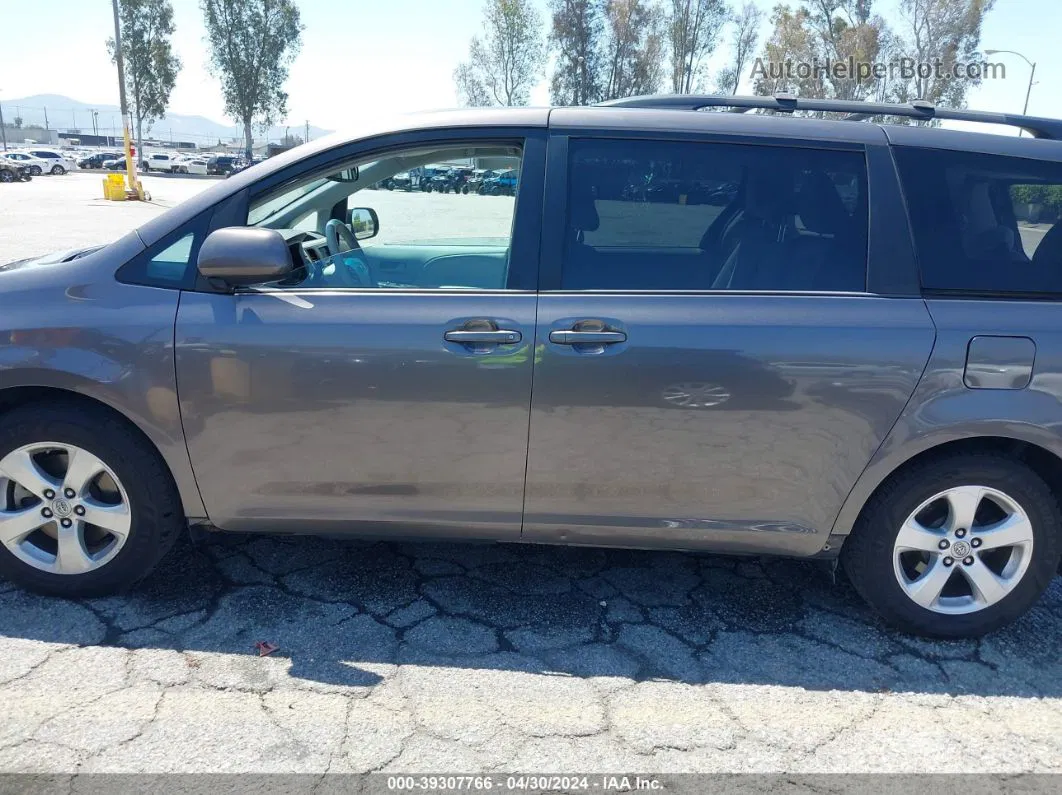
top-left (893, 485), bottom-right (1033, 615)
top-left (0, 442), bottom-right (132, 575)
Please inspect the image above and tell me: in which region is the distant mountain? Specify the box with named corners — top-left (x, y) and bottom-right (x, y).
top-left (1, 94), bottom-right (332, 146)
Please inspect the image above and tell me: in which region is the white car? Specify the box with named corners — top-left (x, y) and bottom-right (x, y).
top-left (1, 152), bottom-right (54, 176)
top-left (171, 156), bottom-right (209, 175)
top-left (142, 153), bottom-right (180, 172)
top-left (20, 148), bottom-right (77, 174)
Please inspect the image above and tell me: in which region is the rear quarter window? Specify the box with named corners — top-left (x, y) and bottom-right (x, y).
top-left (895, 147), bottom-right (1062, 295)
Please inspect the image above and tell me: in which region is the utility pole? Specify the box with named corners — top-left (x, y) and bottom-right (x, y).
top-left (0, 96), bottom-right (7, 152)
top-left (43, 107), bottom-right (49, 130)
top-left (305, 120), bottom-right (309, 143)
top-left (111, 0), bottom-right (144, 199)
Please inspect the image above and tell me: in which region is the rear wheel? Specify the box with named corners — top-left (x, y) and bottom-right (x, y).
top-left (50, 165), bottom-right (66, 175)
top-left (0, 170), bottom-right (13, 183)
top-left (0, 403), bottom-right (184, 597)
top-left (842, 453), bottom-right (1061, 637)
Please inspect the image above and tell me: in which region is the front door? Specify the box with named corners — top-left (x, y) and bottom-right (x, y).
top-left (523, 134), bottom-right (935, 556)
top-left (175, 134), bottom-right (544, 537)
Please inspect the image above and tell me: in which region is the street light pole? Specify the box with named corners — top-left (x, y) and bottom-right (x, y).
top-left (985, 49), bottom-right (1037, 137)
top-left (0, 94), bottom-right (7, 152)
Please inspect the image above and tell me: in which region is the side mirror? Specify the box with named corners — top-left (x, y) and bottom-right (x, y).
top-left (197, 227), bottom-right (294, 286)
top-left (346, 207), bottom-right (379, 240)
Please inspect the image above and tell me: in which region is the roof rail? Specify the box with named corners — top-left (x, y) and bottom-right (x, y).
top-left (598, 94), bottom-right (1062, 140)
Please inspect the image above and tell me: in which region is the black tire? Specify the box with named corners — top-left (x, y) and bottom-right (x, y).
top-left (0, 170), bottom-right (13, 184)
top-left (0, 402), bottom-right (185, 597)
top-left (842, 452), bottom-right (1062, 638)
top-left (51, 165), bottom-right (66, 175)
top-left (461, 185), bottom-right (469, 194)
top-left (29, 166), bottom-right (42, 176)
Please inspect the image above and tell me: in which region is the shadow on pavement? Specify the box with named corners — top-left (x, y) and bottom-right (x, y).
top-left (1, 532), bottom-right (1060, 696)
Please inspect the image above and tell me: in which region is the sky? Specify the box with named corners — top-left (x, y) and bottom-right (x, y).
top-left (0, 0), bottom-right (1058, 136)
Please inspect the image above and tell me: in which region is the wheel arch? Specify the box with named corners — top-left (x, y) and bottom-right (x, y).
top-left (0, 383), bottom-right (205, 521)
top-left (832, 429), bottom-right (1062, 541)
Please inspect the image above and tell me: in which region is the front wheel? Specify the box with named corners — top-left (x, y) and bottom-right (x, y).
top-left (0, 402), bottom-right (184, 597)
top-left (0, 170), bottom-right (13, 183)
top-left (29, 166), bottom-right (42, 176)
top-left (842, 453), bottom-right (1061, 638)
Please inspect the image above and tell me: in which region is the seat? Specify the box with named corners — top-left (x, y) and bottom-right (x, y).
top-left (712, 170), bottom-right (795, 290)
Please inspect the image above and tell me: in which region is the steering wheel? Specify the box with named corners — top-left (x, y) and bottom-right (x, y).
top-left (323, 218), bottom-right (375, 287)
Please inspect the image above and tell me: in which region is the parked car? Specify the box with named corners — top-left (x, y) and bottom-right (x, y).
top-left (0, 156), bottom-right (32, 183)
top-left (103, 157), bottom-right (130, 171)
top-left (21, 149), bottom-right (77, 175)
top-left (390, 171), bottom-right (414, 190)
top-left (482, 169), bottom-right (518, 196)
top-left (0, 152), bottom-right (51, 176)
top-left (425, 167), bottom-right (461, 193)
top-left (78, 152), bottom-right (122, 170)
top-left (172, 156), bottom-right (209, 176)
top-left (6, 95), bottom-right (1062, 639)
top-left (141, 153), bottom-right (179, 172)
top-left (464, 169), bottom-right (496, 194)
top-left (206, 155), bottom-right (237, 176)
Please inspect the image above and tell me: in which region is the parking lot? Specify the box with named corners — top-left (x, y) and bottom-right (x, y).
top-left (2, 172), bottom-right (1062, 776)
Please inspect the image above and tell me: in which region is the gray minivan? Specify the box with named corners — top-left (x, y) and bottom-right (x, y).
top-left (3, 95), bottom-right (1062, 638)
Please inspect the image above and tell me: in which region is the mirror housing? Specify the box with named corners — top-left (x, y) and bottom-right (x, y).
top-left (197, 227), bottom-right (294, 286)
top-left (347, 207), bottom-right (379, 240)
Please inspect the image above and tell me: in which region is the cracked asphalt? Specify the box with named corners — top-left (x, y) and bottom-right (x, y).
top-left (3, 173), bottom-right (1062, 777)
top-left (2, 533), bottom-right (1062, 774)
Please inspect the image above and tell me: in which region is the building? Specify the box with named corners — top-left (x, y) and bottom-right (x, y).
top-left (0, 125), bottom-right (59, 147)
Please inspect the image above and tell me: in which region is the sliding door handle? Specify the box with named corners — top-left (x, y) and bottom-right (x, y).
top-left (444, 329), bottom-right (522, 344)
top-left (548, 330), bottom-right (627, 345)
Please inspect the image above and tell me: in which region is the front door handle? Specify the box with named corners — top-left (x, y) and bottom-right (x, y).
top-left (548, 330), bottom-right (627, 345)
top-left (444, 329), bottom-right (522, 344)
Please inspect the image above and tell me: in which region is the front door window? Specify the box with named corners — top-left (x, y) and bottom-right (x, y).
top-left (247, 144), bottom-right (523, 291)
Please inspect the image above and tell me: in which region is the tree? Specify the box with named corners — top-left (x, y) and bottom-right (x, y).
top-left (454, 0), bottom-right (545, 107)
top-left (890, 0), bottom-right (995, 108)
top-left (454, 63), bottom-right (493, 107)
top-left (601, 0), bottom-right (666, 100)
top-left (12, 117), bottom-right (22, 129)
top-left (201, 0), bottom-right (303, 160)
top-left (548, 0), bottom-right (606, 105)
top-left (716, 2), bottom-right (764, 94)
top-left (753, 1), bottom-right (889, 102)
top-left (107, 0), bottom-right (180, 164)
top-left (667, 0), bottom-right (730, 94)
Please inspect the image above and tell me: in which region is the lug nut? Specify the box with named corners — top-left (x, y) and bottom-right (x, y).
top-left (41, 508), bottom-right (52, 518)
top-left (60, 518), bottom-right (72, 529)
top-left (964, 556), bottom-right (975, 566)
top-left (74, 505), bottom-right (85, 516)
top-left (971, 538), bottom-right (982, 548)
top-left (955, 528), bottom-right (967, 538)
top-left (938, 539), bottom-right (950, 550)
top-left (64, 488), bottom-right (75, 499)
top-left (943, 557), bottom-right (954, 567)
top-left (43, 489), bottom-right (55, 499)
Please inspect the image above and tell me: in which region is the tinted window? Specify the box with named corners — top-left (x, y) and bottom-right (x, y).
top-left (561, 139), bottom-right (868, 292)
top-left (895, 147), bottom-right (1062, 294)
top-left (117, 219), bottom-right (206, 290)
top-left (248, 143), bottom-right (523, 290)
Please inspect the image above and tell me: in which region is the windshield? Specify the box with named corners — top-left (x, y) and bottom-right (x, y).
top-left (247, 177), bottom-right (328, 225)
